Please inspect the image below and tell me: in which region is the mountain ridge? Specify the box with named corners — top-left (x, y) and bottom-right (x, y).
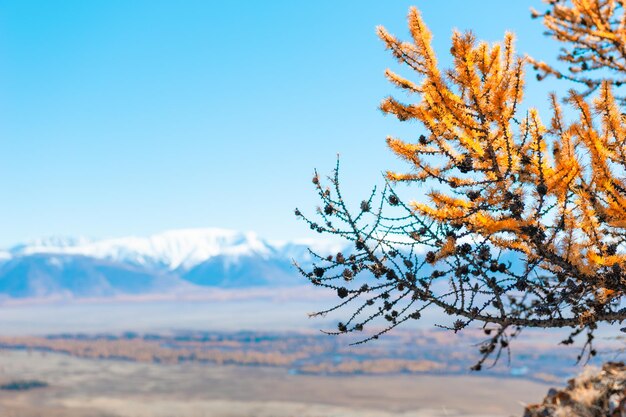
top-left (0, 228), bottom-right (346, 299)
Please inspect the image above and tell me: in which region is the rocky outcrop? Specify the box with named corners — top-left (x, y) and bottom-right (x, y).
top-left (524, 362), bottom-right (626, 417)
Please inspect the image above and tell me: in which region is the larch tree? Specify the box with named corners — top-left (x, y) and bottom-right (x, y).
top-left (295, 0), bottom-right (626, 370)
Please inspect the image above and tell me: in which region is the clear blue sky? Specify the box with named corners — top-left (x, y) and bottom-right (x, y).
top-left (0, 0), bottom-right (560, 246)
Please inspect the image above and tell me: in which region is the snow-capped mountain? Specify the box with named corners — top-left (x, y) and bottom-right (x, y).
top-left (0, 228), bottom-right (346, 299)
top-left (10, 228), bottom-right (274, 270)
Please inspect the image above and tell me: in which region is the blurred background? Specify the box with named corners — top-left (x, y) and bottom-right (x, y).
top-left (0, 1), bottom-right (595, 416)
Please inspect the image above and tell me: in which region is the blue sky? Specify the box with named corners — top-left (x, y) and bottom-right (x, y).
top-left (0, 0), bottom-right (561, 246)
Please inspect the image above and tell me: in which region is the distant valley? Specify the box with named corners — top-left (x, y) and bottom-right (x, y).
top-left (0, 328), bottom-right (597, 383)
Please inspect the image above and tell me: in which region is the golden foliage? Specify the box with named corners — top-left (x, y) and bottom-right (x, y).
top-left (378, 6), bottom-right (626, 301)
top-left (530, 0), bottom-right (626, 101)
top-left (297, 1), bottom-right (626, 368)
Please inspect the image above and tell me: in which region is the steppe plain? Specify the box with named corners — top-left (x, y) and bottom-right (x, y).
top-left (0, 298), bottom-right (605, 417)
top-left (0, 350), bottom-right (548, 417)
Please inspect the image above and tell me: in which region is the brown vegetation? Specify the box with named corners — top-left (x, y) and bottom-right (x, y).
top-left (0, 335), bottom-right (305, 366)
top-left (0, 329), bottom-right (604, 382)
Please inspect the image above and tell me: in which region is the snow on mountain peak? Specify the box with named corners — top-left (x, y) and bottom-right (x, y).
top-left (13, 236), bottom-right (93, 250)
top-left (9, 228), bottom-right (275, 270)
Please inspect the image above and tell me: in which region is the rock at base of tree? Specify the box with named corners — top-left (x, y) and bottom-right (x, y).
top-left (524, 362), bottom-right (626, 417)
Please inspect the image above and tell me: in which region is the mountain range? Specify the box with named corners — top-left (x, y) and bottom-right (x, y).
top-left (0, 229), bottom-right (347, 299)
